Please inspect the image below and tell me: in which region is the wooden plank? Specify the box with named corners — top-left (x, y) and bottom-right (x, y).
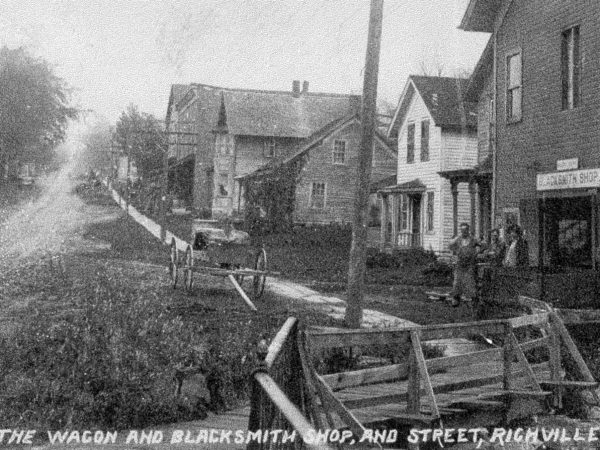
top-left (265, 317), bottom-right (297, 369)
top-left (385, 412), bottom-right (437, 424)
top-left (550, 312), bottom-right (596, 382)
top-left (254, 372), bottom-right (335, 450)
top-left (296, 331), bottom-right (327, 431)
top-left (227, 274), bottom-right (258, 312)
top-left (540, 380), bottom-right (598, 389)
top-left (519, 336), bottom-right (550, 352)
top-left (557, 308), bottom-right (600, 324)
top-left (411, 330), bottom-right (440, 419)
top-left (313, 373), bottom-right (367, 440)
top-left (478, 390), bottom-right (551, 398)
top-left (199, 266), bottom-right (281, 277)
top-left (503, 325), bottom-right (513, 390)
top-left (406, 338), bottom-right (420, 415)
top-left (420, 321), bottom-right (507, 340)
top-left (508, 331), bottom-right (542, 391)
top-left (517, 295), bottom-right (553, 312)
top-left (427, 348), bottom-right (502, 371)
top-left (322, 364), bottom-right (408, 391)
top-left (508, 313), bottom-right (549, 329)
top-left (307, 328), bottom-right (411, 351)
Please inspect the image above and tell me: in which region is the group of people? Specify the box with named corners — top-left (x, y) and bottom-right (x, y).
top-left (448, 222), bottom-right (529, 308)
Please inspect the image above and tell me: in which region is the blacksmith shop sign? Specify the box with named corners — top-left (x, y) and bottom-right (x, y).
top-left (537, 168), bottom-right (600, 191)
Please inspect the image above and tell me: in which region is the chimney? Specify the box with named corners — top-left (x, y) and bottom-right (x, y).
top-left (302, 81), bottom-right (309, 94)
top-left (292, 80), bottom-right (301, 97)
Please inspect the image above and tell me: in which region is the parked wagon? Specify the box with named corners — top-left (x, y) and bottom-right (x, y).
top-left (168, 219), bottom-right (276, 311)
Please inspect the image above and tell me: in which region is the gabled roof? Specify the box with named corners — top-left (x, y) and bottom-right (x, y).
top-left (165, 84), bottom-right (190, 123)
top-left (459, 0), bottom-right (504, 32)
top-left (219, 88), bottom-right (360, 138)
top-left (237, 114), bottom-right (396, 181)
top-left (464, 36), bottom-right (494, 102)
top-left (388, 76), bottom-right (477, 138)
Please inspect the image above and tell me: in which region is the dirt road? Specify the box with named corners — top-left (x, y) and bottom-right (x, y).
top-left (0, 160), bottom-right (116, 266)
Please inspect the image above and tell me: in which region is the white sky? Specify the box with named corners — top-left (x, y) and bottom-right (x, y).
top-left (0, 0), bottom-right (490, 126)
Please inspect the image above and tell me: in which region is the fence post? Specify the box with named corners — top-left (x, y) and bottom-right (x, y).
top-left (247, 340), bottom-right (269, 450)
top-left (503, 323), bottom-right (513, 391)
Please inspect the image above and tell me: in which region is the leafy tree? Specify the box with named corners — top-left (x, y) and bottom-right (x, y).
top-left (113, 105), bottom-right (165, 180)
top-left (79, 122), bottom-right (114, 176)
top-left (0, 46), bottom-right (77, 174)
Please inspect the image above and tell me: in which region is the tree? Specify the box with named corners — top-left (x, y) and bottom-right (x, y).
top-left (0, 46), bottom-right (77, 175)
top-left (79, 122), bottom-right (114, 177)
top-left (113, 105), bottom-right (165, 180)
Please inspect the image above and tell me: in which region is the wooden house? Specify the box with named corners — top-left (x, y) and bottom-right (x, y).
top-left (461, 0), bottom-right (600, 304)
top-left (380, 75), bottom-right (479, 253)
top-left (238, 114), bottom-right (397, 224)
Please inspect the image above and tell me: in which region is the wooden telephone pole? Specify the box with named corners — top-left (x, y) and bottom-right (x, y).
top-left (345, 0), bottom-right (384, 328)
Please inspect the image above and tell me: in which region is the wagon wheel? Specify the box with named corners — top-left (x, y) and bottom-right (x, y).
top-left (252, 248), bottom-right (267, 300)
top-left (168, 238), bottom-right (179, 288)
top-left (183, 245), bottom-right (194, 292)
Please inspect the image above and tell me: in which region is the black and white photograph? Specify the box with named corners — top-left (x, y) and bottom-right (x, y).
top-left (0, 1), bottom-right (599, 448)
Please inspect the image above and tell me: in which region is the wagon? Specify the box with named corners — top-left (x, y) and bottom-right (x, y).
top-left (168, 219), bottom-right (276, 311)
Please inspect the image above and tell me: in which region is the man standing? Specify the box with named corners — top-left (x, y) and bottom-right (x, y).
top-left (448, 223), bottom-right (480, 307)
top-left (503, 224), bottom-right (529, 268)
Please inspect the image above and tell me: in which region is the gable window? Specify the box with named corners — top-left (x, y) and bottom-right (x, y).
top-left (218, 173), bottom-right (229, 197)
top-left (407, 123), bottom-right (415, 163)
top-left (310, 182), bottom-right (326, 209)
top-left (264, 139), bottom-right (276, 158)
top-left (562, 26), bottom-right (580, 110)
top-left (216, 134), bottom-right (233, 155)
top-left (426, 192), bottom-right (434, 232)
top-left (506, 51), bottom-right (522, 122)
top-left (420, 120), bottom-right (430, 162)
top-left (332, 139), bottom-right (346, 164)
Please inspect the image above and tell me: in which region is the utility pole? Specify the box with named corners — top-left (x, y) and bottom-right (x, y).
top-left (345, 0), bottom-right (384, 328)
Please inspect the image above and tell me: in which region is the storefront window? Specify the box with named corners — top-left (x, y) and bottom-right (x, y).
top-left (542, 196), bottom-right (592, 268)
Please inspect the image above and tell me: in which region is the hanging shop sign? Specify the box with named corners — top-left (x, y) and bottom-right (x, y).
top-left (537, 168), bottom-right (600, 191)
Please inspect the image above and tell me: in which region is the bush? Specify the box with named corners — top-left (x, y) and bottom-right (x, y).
top-left (366, 248), bottom-right (437, 270)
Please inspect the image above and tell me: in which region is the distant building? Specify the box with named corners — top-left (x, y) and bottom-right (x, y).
top-left (379, 75), bottom-right (480, 253)
top-left (238, 113), bottom-right (397, 224)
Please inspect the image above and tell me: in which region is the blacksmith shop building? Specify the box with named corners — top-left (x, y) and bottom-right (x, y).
top-left (461, 0), bottom-right (600, 303)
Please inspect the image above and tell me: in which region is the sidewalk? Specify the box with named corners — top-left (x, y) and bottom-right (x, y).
top-left (106, 185), bottom-right (482, 355)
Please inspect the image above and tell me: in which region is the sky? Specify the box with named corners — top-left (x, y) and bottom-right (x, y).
top-left (0, 0), bottom-right (490, 128)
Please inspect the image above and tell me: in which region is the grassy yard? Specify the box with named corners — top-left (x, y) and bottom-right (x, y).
top-left (0, 184), bottom-right (342, 431)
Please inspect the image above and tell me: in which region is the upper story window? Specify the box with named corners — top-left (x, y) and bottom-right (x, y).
top-left (506, 51), bottom-right (522, 122)
top-left (407, 122), bottom-right (415, 164)
top-left (264, 139), bottom-right (276, 158)
top-left (216, 134), bottom-right (233, 155)
top-left (310, 182), bottom-right (326, 209)
top-left (562, 26), bottom-right (581, 110)
top-left (332, 139), bottom-right (346, 164)
top-left (420, 120), bottom-right (430, 162)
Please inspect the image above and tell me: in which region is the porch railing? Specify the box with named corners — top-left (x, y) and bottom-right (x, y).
top-left (396, 232), bottom-right (421, 248)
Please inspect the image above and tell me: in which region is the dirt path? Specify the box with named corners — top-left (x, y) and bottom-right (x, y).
top-left (0, 160), bottom-right (117, 266)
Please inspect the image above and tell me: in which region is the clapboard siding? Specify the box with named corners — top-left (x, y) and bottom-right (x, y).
top-left (294, 121), bottom-right (396, 224)
top-left (393, 83), bottom-right (477, 253)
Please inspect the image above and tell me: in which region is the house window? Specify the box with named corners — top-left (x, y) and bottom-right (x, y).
top-left (310, 182), bottom-right (326, 209)
top-left (264, 139), bottom-right (276, 158)
top-left (407, 123), bottom-right (415, 163)
top-left (218, 173), bottom-right (229, 197)
top-left (398, 194), bottom-right (409, 231)
top-left (332, 139), bottom-right (346, 164)
top-left (562, 26), bottom-right (580, 110)
top-left (506, 51), bottom-right (522, 122)
top-left (426, 192), bottom-right (434, 232)
top-left (216, 134), bottom-right (232, 155)
top-left (420, 120), bottom-right (430, 162)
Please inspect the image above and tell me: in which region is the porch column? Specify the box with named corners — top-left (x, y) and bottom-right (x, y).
top-left (469, 180), bottom-right (477, 237)
top-left (451, 181), bottom-right (459, 236)
top-left (379, 194), bottom-right (387, 250)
